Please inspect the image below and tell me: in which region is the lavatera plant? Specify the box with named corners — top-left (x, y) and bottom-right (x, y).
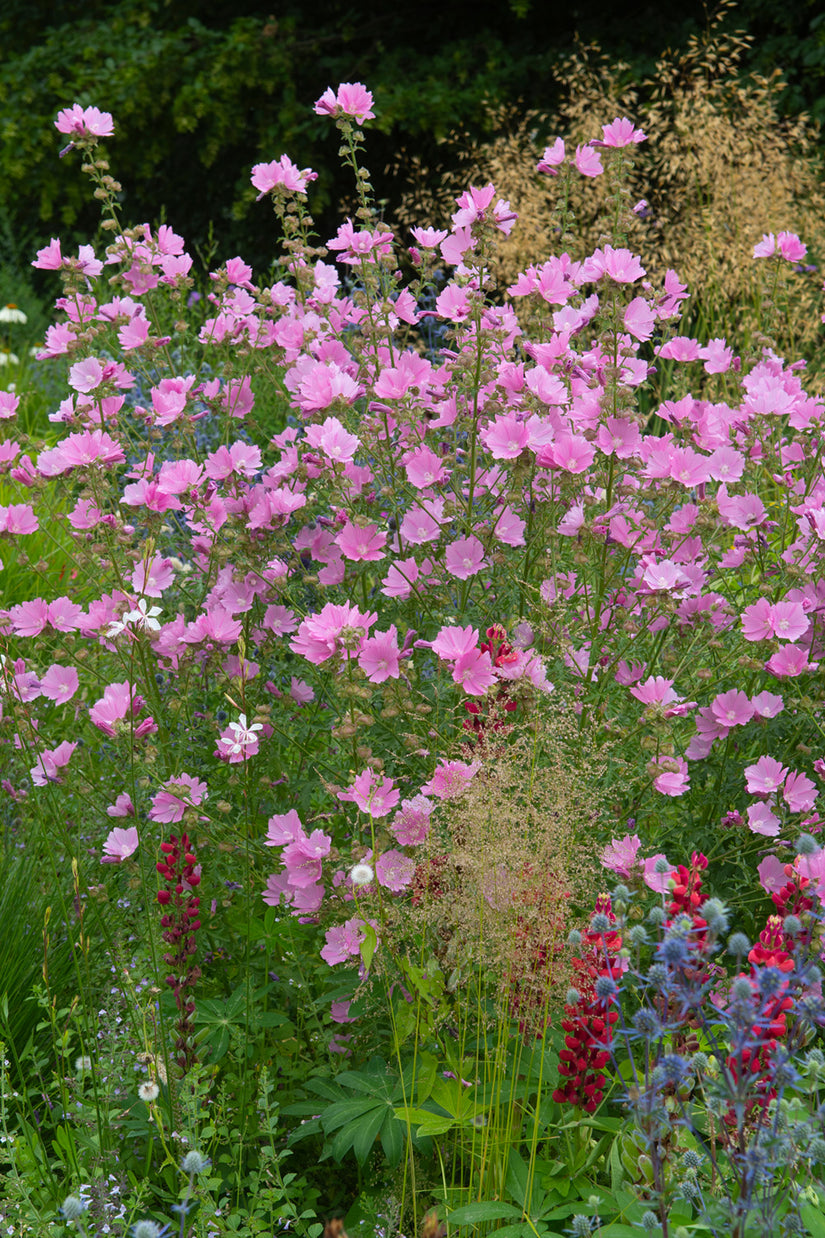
top-left (0, 80), bottom-right (824, 1238)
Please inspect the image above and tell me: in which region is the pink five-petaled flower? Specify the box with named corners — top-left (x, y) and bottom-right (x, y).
top-left (601, 834), bottom-right (642, 877)
top-left (390, 795), bottom-right (433, 846)
top-left (745, 755), bottom-right (789, 795)
top-left (600, 834), bottom-right (670, 892)
top-left (357, 626), bottom-right (401, 683)
top-left (375, 850), bottom-right (415, 893)
top-left (335, 521), bottom-right (387, 561)
top-left (629, 676), bottom-right (678, 706)
top-left (537, 138), bottom-right (565, 174)
top-left (710, 689), bottom-right (754, 729)
top-left (39, 663), bottom-right (79, 705)
top-left (602, 245), bottom-right (645, 283)
top-left (747, 803), bottom-right (781, 836)
top-left (55, 103), bottom-right (114, 140)
top-left (282, 830), bottom-right (331, 888)
top-left (783, 770), bottom-right (818, 813)
top-left (313, 83), bottom-right (375, 124)
top-left (594, 117), bottom-right (647, 147)
top-left (444, 535), bottom-right (486, 580)
top-left (101, 826), bottom-right (139, 863)
top-left (338, 770), bottom-right (399, 817)
top-left (766, 645), bottom-right (819, 678)
top-left (320, 916), bottom-right (372, 966)
top-left (250, 155), bottom-right (317, 199)
top-left (290, 601), bottom-right (376, 665)
top-left (420, 759), bottom-right (480, 800)
top-left (148, 773), bottom-right (208, 823)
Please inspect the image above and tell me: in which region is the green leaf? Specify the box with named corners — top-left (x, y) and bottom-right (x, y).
top-left (801, 1203), bottom-right (825, 1238)
top-left (359, 922), bottom-right (377, 972)
top-left (380, 1110), bottom-right (404, 1166)
top-left (447, 1201), bottom-right (523, 1225)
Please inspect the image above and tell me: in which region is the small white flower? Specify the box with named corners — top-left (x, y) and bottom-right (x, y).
top-left (107, 599), bottom-right (162, 637)
top-left (138, 1080), bottom-right (160, 1103)
top-left (225, 714), bottom-right (263, 753)
top-left (75, 1055), bottom-right (92, 1073)
top-left (350, 862), bottom-right (374, 887)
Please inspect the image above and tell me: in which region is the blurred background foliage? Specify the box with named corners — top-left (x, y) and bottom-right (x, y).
top-left (0, 0), bottom-right (823, 322)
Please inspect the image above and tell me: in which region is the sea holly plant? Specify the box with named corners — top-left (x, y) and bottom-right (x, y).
top-left (0, 85), bottom-right (825, 1234)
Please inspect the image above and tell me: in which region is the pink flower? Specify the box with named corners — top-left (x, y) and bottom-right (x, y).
top-left (335, 521), bottom-right (387, 561)
top-left (601, 246), bottom-right (645, 283)
top-left (89, 681), bottom-right (141, 736)
top-left (39, 664), bottom-right (79, 704)
top-left (0, 390), bottom-right (20, 419)
top-left (601, 834), bottom-right (642, 878)
top-left (420, 759), bottom-right (480, 800)
top-left (747, 803), bottom-right (781, 836)
top-left (574, 144), bottom-right (603, 177)
top-left (131, 555), bottom-right (175, 597)
top-left (404, 445), bottom-right (448, 488)
top-left (55, 104), bottom-right (114, 139)
top-left (452, 648), bottom-right (496, 696)
top-left (304, 416), bottom-right (360, 464)
top-left (745, 755), bottom-right (788, 795)
top-left (320, 916), bottom-right (371, 966)
top-left (629, 676), bottom-right (677, 706)
top-left (710, 689), bottom-right (754, 729)
top-left (430, 625), bottom-right (479, 662)
top-left (375, 850), bottom-right (415, 893)
top-left (751, 691), bottom-right (784, 719)
top-left (757, 855), bottom-right (788, 894)
top-left (358, 626), bottom-right (400, 682)
top-left (741, 598), bottom-right (774, 642)
top-left (107, 793), bottom-right (135, 817)
top-left (265, 810), bottom-right (305, 846)
top-left (390, 795), bottom-right (433, 846)
top-left (783, 770), bottom-right (818, 813)
top-left (313, 83), bottom-right (375, 124)
top-left (651, 756), bottom-right (690, 797)
top-left (289, 676), bottom-right (315, 705)
top-left (30, 741), bottom-right (77, 786)
top-left (537, 138), bottom-right (565, 174)
top-left (766, 644), bottom-right (819, 678)
top-left (251, 155), bottom-right (317, 198)
top-left (148, 773), bottom-right (208, 823)
top-left (338, 770), bottom-right (400, 817)
top-left (290, 602), bottom-right (376, 665)
top-left (641, 856), bottom-right (672, 894)
top-left (444, 535), bottom-right (486, 580)
top-left (594, 117), bottom-right (647, 147)
top-left (101, 826), bottom-right (139, 863)
top-left (282, 830), bottom-right (331, 887)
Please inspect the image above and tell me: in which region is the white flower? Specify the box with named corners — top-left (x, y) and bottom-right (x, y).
top-left (0, 351), bottom-right (20, 366)
top-left (107, 599), bottom-right (162, 637)
top-left (225, 714), bottom-right (263, 753)
top-left (350, 863), bottom-right (374, 887)
top-left (138, 1080), bottom-right (160, 1103)
top-left (0, 304), bottom-right (27, 324)
top-left (75, 1055), bottom-right (92, 1072)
